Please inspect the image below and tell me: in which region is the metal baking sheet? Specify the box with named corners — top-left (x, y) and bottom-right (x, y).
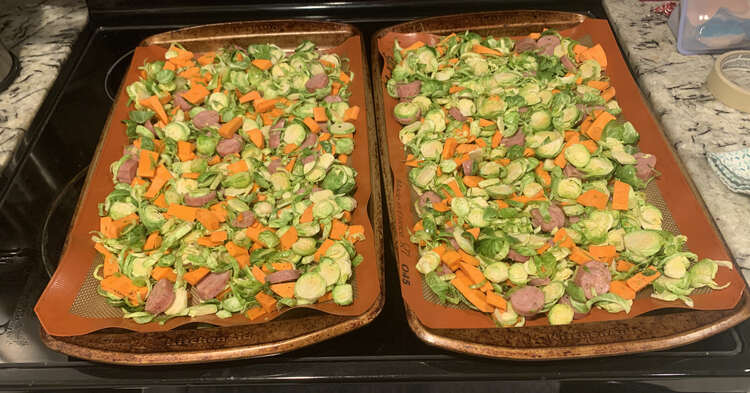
top-left (36, 19), bottom-right (384, 364)
top-left (370, 10), bottom-right (749, 359)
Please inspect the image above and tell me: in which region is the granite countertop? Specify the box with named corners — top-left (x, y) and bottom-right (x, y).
top-left (603, 0), bottom-right (750, 281)
top-left (0, 0), bottom-right (87, 170)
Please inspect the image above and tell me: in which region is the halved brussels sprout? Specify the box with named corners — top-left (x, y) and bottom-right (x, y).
top-left (549, 91), bottom-right (572, 114)
top-left (294, 272), bottom-right (327, 301)
top-left (335, 196), bottom-right (357, 211)
top-left (456, 98), bottom-right (476, 117)
top-left (450, 197), bottom-right (470, 217)
top-left (663, 254), bottom-right (690, 279)
top-left (424, 109), bottom-right (446, 133)
top-left (494, 306), bottom-right (522, 327)
top-left (310, 189), bottom-right (334, 203)
top-left (688, 259), bottom-right (730, 290)
top-left (126, 81), bottom-right (151, 109)
top-left (296, 221), bottom-right (320, 237)
top-left (134, 124), bottom-right (154, 139)
top-left (611, 149), bottom-right (637, 165)
top-left (494, 71), bottom-right (521, 87)
top-left (601, 120), bottom-right (624, 141)
top-left (621, 122), bottom-right (640, 144)
top-left (565, 227), bottom-right (583, 244)
top-left (522, 182), bottom-right (543, 198)
top-left (607, 228), bottom-right (626, 251)
top-left (139, 205), bottom-right (166, 232)
top-left (329, 122), bottom-right (355, 135)
top-left (227, 198), bottom-right (249, 213)
top-left (164, 121), bottom-right (190, 141)
top-left (325, 242), bottom-right (351, 262)
top-left (440, 159), bottom-right (458, 174)
top-left (479, 161), bottom-right (502, 178)
top-left (543, 281), bottom-right (565, 304)
top-left (452, 227), bottom-right (475, 254)
top-left (222, 172), bottom-right (252, 189)
top-left (477, 96), bottom-right (506, 118)
top-left (466, 208), bottom-right (489, 228)
top-left (333, 138), bottom-right (354, 155)
top-left (552, 105), bottom-right (581, 130)
top-left (605, 100), bottom-right (622, 116)
top-left (190, 158), bottom-right (207, 174)
top-left (650, 276), bottom-right (694, 306)
top-left (433, 68), bottom-right (454, 81)
top-left (564, 144), bottom-right (591, 168)
top-left (420, 79), bottom-right (449, 97)
top-left (624, 230), bottom-right (663, 258)
top-left (283, 123), bottom-right (307, 146)
top-left (464, 54), bottom-right (489, 76)
top-left (196, 134), bottom-right (219, 156)
top-left (418, 119), bottom-right (436, 133)
top-left (486, 183), bottom-right (514, 199)
top-left (391, 63), bottom-right (414, 81)
top-left (420, 140), bottom-right (443, 161)
top-left (332, 284), bottom-right (353, 305)
top-left (109, 201), bottom-right (136, 220)
top-left (164, 187), bottom-right (181, 206)
top-left (393, 102), bottom-right (421, 124)
top-left (414, 47), bottom-right (439, 73)
top-left (520, 83), bottom-right (541, 105)
top-left (557, 177), bottom-right (582, 199)
top-left (412, 96), bottom-right (432, 114)
top-left (562, 204), bottom-right (584, 217)
top-left (253, 201), bottom-right (274, 218)
top-left (536, 134), bottom-right (564, 158)
top-left (270, 171), bottom-right (290, 191)
top-left (503, 159), bottom-right (528, 184)
top-left (548, 303), bottom-right (574, 325)
top-left (245, 63), bottom-right (265, 86)
top-left (208, 92), bottom-right (230, 112)
top-left (529, 110), bottom-right (552, 131)
top-left (258, 230), bottom-right (280, 248)
top-left (296, 101), bottom-right (321, 120)
top-left (476, 234), bottom-right (510, 262)
top-left (578, 59), bottom-right (601, 81)
top-left (580, 210), bottom-right (615, 241)
top-left (292, 237), bottom-right (317, 256)
top-left (175, 178), bottom-right (198, 195)
top-left (638, 204), bottom-right (663, 230)
top-left (484, 262), bottom-right (510, 282)
top-left (416, 251), bottom-right (441, 274)
top-left (408, 163), bottom-right (437, 188)
top-left (502, 110), bottom-right (521, 136)
top-left (581, 157), bottom-right (614, 177)
top-left (321, 165), bottom-right (356, 194)
top-left (508, 263), bottom-right (528, 285)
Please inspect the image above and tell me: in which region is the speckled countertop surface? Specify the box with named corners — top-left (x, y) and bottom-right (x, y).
top-left (0, 0), bottom-right (87, 171)
top-left (603, 0), bottom-right (750, 281)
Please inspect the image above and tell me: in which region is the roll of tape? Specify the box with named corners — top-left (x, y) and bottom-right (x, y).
top-left (706, 50), bottom-right (750, 113)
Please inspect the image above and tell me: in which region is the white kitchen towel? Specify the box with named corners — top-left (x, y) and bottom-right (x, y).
top-left (707, 148), bottom-right (750, 195)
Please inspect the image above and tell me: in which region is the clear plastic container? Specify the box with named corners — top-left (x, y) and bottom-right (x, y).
top-left (668, 0), bottom-right (750, 54)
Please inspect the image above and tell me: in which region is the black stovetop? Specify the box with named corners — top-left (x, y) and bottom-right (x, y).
top-left (2, 1), bottom-right (750, 391)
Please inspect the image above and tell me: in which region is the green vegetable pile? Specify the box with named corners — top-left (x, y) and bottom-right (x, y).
top-left (92, 40), bottom-right (366, 325)
top-left (388, 30), bottom-right (733, 327)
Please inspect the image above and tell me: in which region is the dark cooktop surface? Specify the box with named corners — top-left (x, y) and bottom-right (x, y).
top-left (2, 1), bottom-right (750, 391)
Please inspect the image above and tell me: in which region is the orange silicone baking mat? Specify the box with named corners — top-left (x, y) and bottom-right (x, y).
top-left (35, 34), bottom-right (380, 337)
top-left (377, 17), bottom-right (746, 329)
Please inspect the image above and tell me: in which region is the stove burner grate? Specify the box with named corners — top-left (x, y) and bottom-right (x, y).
top-left (104, 49), bottom-right (134, 102)
top-left (40, 167), bottom-right (87, 278)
